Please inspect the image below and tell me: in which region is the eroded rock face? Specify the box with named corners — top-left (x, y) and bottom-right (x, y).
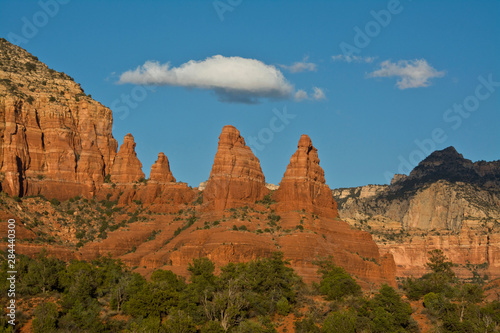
top-left (332, 147), bottom-right (500, 280)
top-left (0, 38), bottom-right (117, 200)
top-left (275, 135), bottom-right (338, 218)
top-left (203, 125), bottom-right (268, 210)
top-left (150, 152), bottom-right (176, 183)
top-left (109, 134), bottom-right (144, 184)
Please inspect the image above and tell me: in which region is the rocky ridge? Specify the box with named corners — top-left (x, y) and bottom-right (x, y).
top-left (332, 147), bottom-right (500, 280)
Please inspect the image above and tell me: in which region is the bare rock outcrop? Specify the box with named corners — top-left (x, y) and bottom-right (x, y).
top-left (149, 152), bottom-right (176, 183)
top-left (203, 125), bottom-right (268, 210)
top-left (275, 134), bottom-right (337, 218)
top-left (0, 39), bottom-right (117, 200)
top-left (109, 133), bottom-right (144, 184)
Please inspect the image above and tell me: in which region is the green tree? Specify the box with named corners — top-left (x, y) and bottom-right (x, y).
top-left (457, 283), bottom-right (484, 323)
top-left (403, 250), bottom-right (456, 300)
top-left (294, 317), bottom-right (320, 333)
top-left (322, 310), bottom-right (356, 333)
top-left (163, 310), bottom-right (197, 333)
top-left (200, 321), bottom-right (225, 333)
top-left (202, 279), bottom-right (248, 331)
top-left (314, 258), bottom-right (361, 301)
top-left (32, 302), bottom-right (58, 333)
top-left (276, 297), bottom-right (291, 316)
top-left (125, 316), bottom-right (164, 333)
top-left (110, 272), bottom-right (146, 312)
top-left (58, 299), bottom-right (104, 333)
top-left (371, 284), bottom-right (413, 331)
top-left (22, 251), bottom-right (65, 294)
top-left (426, 249), bottom-right (455, 293)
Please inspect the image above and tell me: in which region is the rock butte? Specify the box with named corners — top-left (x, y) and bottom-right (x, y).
top-left (274, 134), bottom-right (338, 218)
top-left (203, 125), bottom-right (269, 210)
top-left (149, 152), bottom-right (176, 183)
top-left (109, 133), bottom-right (145, 184)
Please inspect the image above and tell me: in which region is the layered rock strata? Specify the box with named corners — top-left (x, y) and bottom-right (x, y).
top-left (0, 38), bottom-right (117, 200)
top-left (203, 125), bottom-right (268, 210)
top-left (109, 133), bottom-right (144, 184)
top-left (275, 134), bottom-right (338, 218)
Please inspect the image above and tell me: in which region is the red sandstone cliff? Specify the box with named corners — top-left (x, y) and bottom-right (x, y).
top-left (0, 38), bottom-right (117, 200)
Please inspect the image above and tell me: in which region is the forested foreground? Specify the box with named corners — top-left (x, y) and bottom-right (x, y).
top-left (1, 250), bottom-right (499, 333)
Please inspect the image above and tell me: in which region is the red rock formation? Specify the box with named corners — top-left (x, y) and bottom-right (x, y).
top-left (109, 133), bottom-right (144, 183)
top-left (76, 210), bottom-right (396, 287)
top-left (274, 134), bottom-right (338, 218)
top-left (0, 97), bottom-right (117, 200)
top-left (203, 125), bottom-right (268, 210)
top-left (0, 39), bottom-right (117, 200)
top-left (150, 152), bottom-right (176, 183)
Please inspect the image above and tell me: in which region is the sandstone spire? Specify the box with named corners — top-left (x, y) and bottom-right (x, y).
top-left (274, 134), bottom-right (338, 217)
top-left (150, 152), bottom-right (176, 182)
top-left (203, 125), bottom-right (268, 210)
top-left (109, 133), bottom-right (144, 183)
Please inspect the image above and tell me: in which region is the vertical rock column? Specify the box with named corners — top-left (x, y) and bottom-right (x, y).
top-left (109, 133), bottom-right (144, 183)
top-left (203, 125), bottom-right (268, 210)
top-left (274, 134), bottom-right (338, 218)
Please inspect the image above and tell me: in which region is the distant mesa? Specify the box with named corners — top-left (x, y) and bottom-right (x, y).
top-left (265, 183), bottom-right (279, 191)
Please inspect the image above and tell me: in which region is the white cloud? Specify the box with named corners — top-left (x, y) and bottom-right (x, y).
top-left (367, 59), bottom-right (445, 89)
top-left (332, 54), bottom-right (375, 63)
top-left (280, 57), bottom-right (317, 73)
top-left (294, 89), bottom-right (308, 101)
top-left (294, 87), bottom-right (326, 101)
top-left (118, 55), bottom-right (294, 103)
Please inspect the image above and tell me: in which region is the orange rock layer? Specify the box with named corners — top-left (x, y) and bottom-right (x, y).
top-left (203, 125), bottom-right (269, 210)
top-left (274, 135), bottom-right (338, 218)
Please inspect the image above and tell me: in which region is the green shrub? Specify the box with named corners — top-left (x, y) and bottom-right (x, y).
top-left (314, 259), bottom-right (361, 301)
top-left (276, 296), bottom-right (291, 316)
top-left (32, 302), bottom-right (58, 333)
top-left (322, 310), bottom-right (356, 333)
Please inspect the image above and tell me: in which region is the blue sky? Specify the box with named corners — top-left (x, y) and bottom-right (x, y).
top-left (1, 0), bottom-right (499, 188)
